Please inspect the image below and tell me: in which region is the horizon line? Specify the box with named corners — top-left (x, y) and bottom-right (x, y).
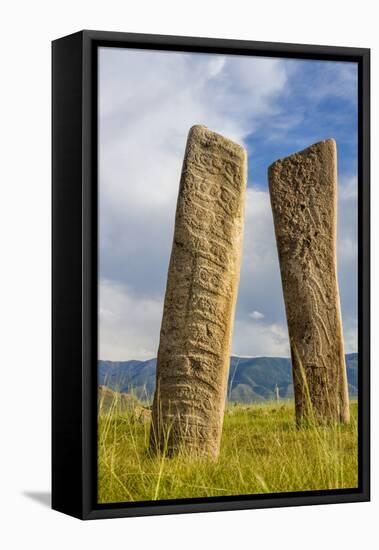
top-left (98, 351), bottom-right (358, 363)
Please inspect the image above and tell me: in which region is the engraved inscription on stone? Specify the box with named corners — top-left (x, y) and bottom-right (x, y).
top-left (150, 125), bottom-right (247, 458)
top-left (268, 139), bottom-right (350, 425)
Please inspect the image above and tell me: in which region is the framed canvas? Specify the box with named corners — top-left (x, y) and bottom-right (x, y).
top-left (52, 30), bottom-right (370, 520)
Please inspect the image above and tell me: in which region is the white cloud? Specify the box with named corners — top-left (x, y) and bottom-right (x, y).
top-left (337, 175), bottom-right (358, 267)
top-left (232, 319), bottom-right (290, 357)
top-left (99, 281), bottom-right (163, 360)
top-left (342, 317), bottom-right (358, 354)
top-left (339, 175), bottom-right (358, 202)
top-left (249, 311), bottom-right (264, 320)
top-left (336, 175), bottom-right (358, 349)
top-left (229, 187), bottom-right (289, 356)
top-left (99, 49), bottom-right (293, 359)
top-left (98, 49), bottom-right (290, 228)
top-left (234, 188), bottom-right (286, 323)
top-left (307, 62), bottom-right (358, 103)
top-left (98, 51), bottom-right (293, 305)
top-left (98, 48), bottom-right (358, 361)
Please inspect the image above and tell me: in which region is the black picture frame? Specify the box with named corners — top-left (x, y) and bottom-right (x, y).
top-left (52, 30), bottom-right (370, 520)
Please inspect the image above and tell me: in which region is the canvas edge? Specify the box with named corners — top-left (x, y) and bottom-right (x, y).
top-left (52, 30), bottom-right (370, 520)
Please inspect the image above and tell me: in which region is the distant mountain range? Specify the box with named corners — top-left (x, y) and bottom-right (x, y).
top-left (98, 353), bottom-right (358, 403)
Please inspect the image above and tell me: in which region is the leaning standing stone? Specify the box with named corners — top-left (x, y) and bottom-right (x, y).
top-left (268, 140), bottom-right (350, 425)
top-left (150, 125), bottom-right (247, 458)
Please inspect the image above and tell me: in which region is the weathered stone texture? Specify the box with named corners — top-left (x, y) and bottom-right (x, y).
top-left (150, 125), bottom-right (247, 457)
top-left (268, 140), bottom-right (350, 425)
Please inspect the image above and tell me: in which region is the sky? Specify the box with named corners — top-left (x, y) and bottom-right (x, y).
top-left (98, 47), bottom-right (358, 361)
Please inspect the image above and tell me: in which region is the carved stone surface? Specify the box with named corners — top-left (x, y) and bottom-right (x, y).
top-left (268, 139), bottom-right (350, 425)
top-left (150, 125), bottom-right (247, 458)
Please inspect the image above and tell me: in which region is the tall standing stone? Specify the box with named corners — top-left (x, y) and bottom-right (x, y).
top-left (268, 139), bottom-right (350, 425)
top-left (150, 125), bottom-right (247, 458)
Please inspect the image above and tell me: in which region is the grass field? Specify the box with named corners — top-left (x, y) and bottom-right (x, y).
top-left (98, 392), bottom-right (358, 503)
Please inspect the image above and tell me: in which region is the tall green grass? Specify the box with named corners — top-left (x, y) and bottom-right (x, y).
top-left (98, 393), bottom-right (358, 503)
